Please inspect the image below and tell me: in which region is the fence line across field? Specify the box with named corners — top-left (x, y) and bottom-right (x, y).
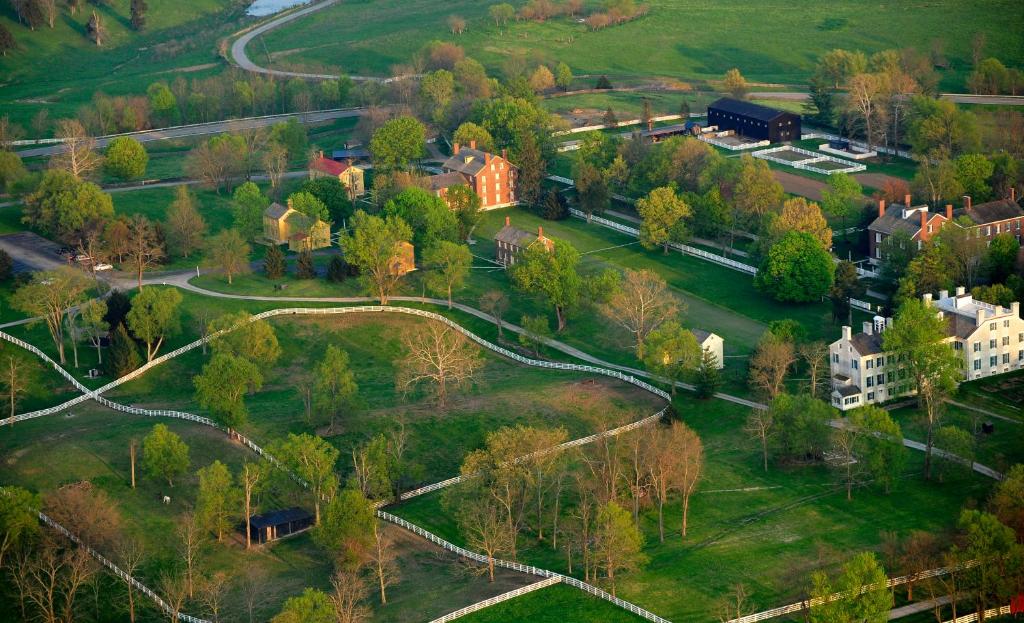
top-left (426, 577), bottom-right (561, 623)
top-left (940, 604), bottom-right (1012, 623)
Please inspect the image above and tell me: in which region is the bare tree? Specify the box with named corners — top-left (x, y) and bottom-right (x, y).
top-left (331, 568), bottom-right (371, 623)
top-left (24, 534), bottom-right (97, 623)
top-left (198, 571), bottom-right (230, 623)
top-left (176, 513), bottom-right (203, 599)
top-left (240, 462), bottom-right (264, 550)
top-left (231, 125), bottom-right (269, 180)
top-left (479, 290), bottom-right (509, 340)
top-left (115, 537), bottom-right (145, 623)
top-left (368, 522), bottom-right (399, 605)
top-left (262, 142), bottom-right (288, 196)
top-left (716, 583), bottom-right (753, 622)
top-left (645, 424), bottom-right (680, 542)
top-left (50, 119), bottom-right (102, 179)
top-left (456, 497), bottom-right (515, 582)
top-left (671, 421), bottom-right (704, 538)
top-left (744, 408), bottom-right (774, 472)
top-left (10, 268), bottom-right (91, 365)
top-left (1, 355), bottom-right (32, 423)
top-left (602, 269), bottom-right (681, 358)
top-left (845, 73), bottom-right (883, 150)
top-left (798, 341), bottom-right (828, 399)
top-left (158, 573), bottom-right (188, 623)
top-left (124, 215), bottom-right (165, 288)
top-left (625, 426), bottom-right (652, 522)
top-left (396, 322), bottom-right (482, 407)
top-left (749, 336), bottom-right (796, 399)
top-left (240, 566), bottom-right (269, 623)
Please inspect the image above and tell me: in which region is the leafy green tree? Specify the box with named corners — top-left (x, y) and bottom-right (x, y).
top-left (288, 190), bottom-right (329, 223)
top-left (956, 509), bottom-right (1023, 616)
top-left (425, 241), bottom-right (472, 309)
top-left (0, 486), bottom-right (41, 568)
top-left (537, 188), bottom-right (569, 220)
top-left (985, 232), bottom-right (1020, 283)
top-left (419, 69), bottom-right (455, 124)
top-left (734, 155), bottom-right (783, 221)
top-left (383, 187), bottom-right (458, 250)
top-left (882, 298), bottom-right (962, 480)
top-left (830, 260), bottom-right (865, 325)
top-left (990, 464), bottom-right (1024, 541)
top-left (263, 244), bottom-right (285, 279)
top-left (105, 136), bottom-right (148, 180)
top-left (822, 172), bottom-right (862, 239)
top-left (313, 488), bottom-right (375, 567)
top-left (314, 345), bottom-right (358, 433)
top-left (972, 283), bottom-right (1016, 307)
top-left (205, 229), bottom-right (251, 285)
top-left (339, 210), bottom-right (414, 304)
top-left (473, 96), bottom-right (549, 157)
top-left (326, 256), bottom-right (348, 283)
top-left (11, 267), bottom-right (91, 364)
top-left (848, 406), bottom-right (907, 495)
top-left (194, 353), bottom-right (263, 430)
top-left (272, 433), bottom-right (340, 525)
top-left (106, 323), bottom-right (141, 377)
top-left (445, 184), bottom-right (481, 241)
top-left (126, 287), bottom-right (182, 361)
top-left (295, 249), bottom-right (315, 279)
top-left (370, 116), bottom-right (426, 170)
top-left (518, 314), bottom-right (552, 356)
top-left (270, 117), bottom-right (308, 159)
top-left (271, 588), bottom-right (335, 623)
top-left (756, 232), bottom-right (835, 303)
top-left (554, 61), bottom-right (573, 90)
top-left (510, 239), bottom-right (582, 332)
top-left (933, 425), bottom-right (975, 482)
top-left (641, 321), bottom-right (701, 396)
top-left (147, 82), bottom-right (178, 125)
top-left (955, 153), bottom-right (994, 200)
top-left (196, 460), bottom-right (239, 542)
top-left (805, 75), bottom-right (835, 125)
top-left (231, 182), bottom-right (269, 241)
top-left (769, 393), bottom-right (833, 463)
top-left (637, 186), bottom-right (690, 253)
top-left (694, 347), bottom-right (722, 399)
top-left (0, 151), bottom-right (28, 193)
top-left (907, 96), bottom-right (980, 157)
top-left (300, 176), bottom-right (352, 225)
top-left (208, 312), bottom-right (281, 367)
top-left (452, 122), bottom-right (495, 152)
top-left (809, 552), bottom-right (892, 623)
top-left (575, 162), bottom-right (609, 222)
top-left (594, 501), bottom-right (647, 597)
top-left (23, 169), bottom-right (114, 239)
top-left (723, 68), bottom-right (748, 99)
top-left (489, 3), bottom-right (514, 29)
top-left (142, 423), bottom-right (190, 487)
top-left (514, 131), bottom-right (545, 206)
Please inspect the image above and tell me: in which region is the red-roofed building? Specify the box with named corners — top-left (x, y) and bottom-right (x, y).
top-left (309, 151), bottom-right (365, 200)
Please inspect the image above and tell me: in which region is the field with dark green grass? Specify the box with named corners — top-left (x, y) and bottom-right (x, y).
top-left (259, 0), bottom-right (1023, 91)
top-left (394, 393), bottom-right (996, 622)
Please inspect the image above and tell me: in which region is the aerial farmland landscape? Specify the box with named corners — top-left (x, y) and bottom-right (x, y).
top-left (0, 1), bottom-right (1022, 622)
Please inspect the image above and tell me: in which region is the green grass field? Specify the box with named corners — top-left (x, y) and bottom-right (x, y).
top-left (394, 394), bottom-right (996, 622)
top-left (259, 0), bottom-right (1023, 91)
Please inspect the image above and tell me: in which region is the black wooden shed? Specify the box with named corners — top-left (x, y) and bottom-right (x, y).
top-left (246, 507), bottom-right (314, 544)
top-left (707, 98), bottom-right (801, 143)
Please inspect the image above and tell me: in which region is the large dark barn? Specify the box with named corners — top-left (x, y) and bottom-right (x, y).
top-left (707, 98), bottom-right (801, 143)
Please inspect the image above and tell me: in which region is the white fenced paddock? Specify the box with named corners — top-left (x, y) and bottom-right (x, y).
top-left (752, 145), bottom-right (866, 175)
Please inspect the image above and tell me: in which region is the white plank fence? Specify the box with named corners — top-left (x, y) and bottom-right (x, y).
top-left (427, 577), bottom-right (561, 622)
top-left (941, 605), bottom-right (1012, 623)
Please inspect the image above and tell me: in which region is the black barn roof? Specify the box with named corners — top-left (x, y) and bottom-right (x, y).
top-left (708, 98), bottom-right (790, 122)
top-left (249, 507), bottom-right (312, 530)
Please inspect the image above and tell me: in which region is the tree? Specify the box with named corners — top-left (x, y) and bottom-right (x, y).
top-left (142, 423), bottom-right (190, 486)
top-left (809, 552), bottom-right (892, 623)
top-left (694, 347), bottom-right (722, 399)
top-left (301, 176), bottom-right (353, 224)
top-left (23, 169), bottom-right (113, 239)
top-left (206, 229), bottom-right (251, 285)
top-left (124, 215), bottom-right (165, 289)
top-left (449, 484), bottom-right (515, 582)
top-left (232, 182), bottom-right (268, 241)
top-left (636, 186), bottom-right (690, 253)
top-left (479, 290), bottom-right (509, 340)
top-left (194, 353), bottom-right (262, 429)
top-left (990, 464), bottom-right (1024, 542)
top-left (314, 345), bottom-right (358, 433)
top-left (834, 406), bottom-right (906, 499)
top-left (272, 433), bottom-right (340, 525)
top-left (756, 232), bottom-right (835, 303)
top-left (641, 321), bottom-right (701, 396)
top-left (0, 24), bottom-right (16, 57)
top-left (0, 486), bottom-right (40, 568)
top-left (86, 10), bottom-right (106, 45)
top-left (165, 186), bottom-right (207, 259)
top-left (510, 239), bottom-right (582, 332)
top-left (489, 3), bottom-right (514, 30)
top-left (262, 143), bottom-right (288, 195)
top-left (845, 73), bottom-right (883, 149)
top-left (735, 155), bottom-right (783, 220)
top-left (602, 269), bottom-right (680, 358)
top-left (147, 82), bottom-right (177, 125)
top-left (239, 461), bottom-right (266, 550)
top-left (207, 312), bottom-right (281, 369)
top-left (882, 298), bottom-right (961, 480)
top-left (516, 131), bottom-right (547, 207)
top-left (264, 244), bottom-right (285, 279)
top-left (370, 116), bottom-right (425, 171)
top-left (51, 119), bottom-right (102, 179)
top-left (956, 509), bottom-right (1022, 619)
top-left (0, 354), bottom-right (34, 423)
top-left (424, 241), bottom-right (472, 309)
top-left (272, 588), bottom-right (335, 623)
top-left (517, 314), bottom-right (551, 356)
top-left (383, 187), bottom-right (458, 251)
top-left (339, 210), bottom-right (413, 304)
top-left (129, 0), bottom-right (147, 30)
top-left (397, 321), bottom-right (482, 407)
top-left (11, 267), bottom-right (91, 364)
top-left (295, 249), bottom-right (315, 278)
top-left (106, 323), bottom-right (141, 377)
top-left (197, 460), bottom-right (239, 542)
top-left (446, 184), bottom-right (482, 241)
top-left (105, 136), bottom-right (148, 180)
top-left (288, 190), bottom-right (329, 223)
top-left (314, 488), bottom-right (375, 567)
top-left (528, 65), bottom-right (555, 93)
top-left (126, 287), bottom-right (182, 361)
top-left (985, 233), bottom-right (1020, 283)
top-left (908, 96), bottom-right (980, 157)
top-left (933, 425), bottom-right (975, 482)
top-left (749, 334), bottom-right (797, 399)
top-left (0, 151), bottom-right (27, 193)
top-left (830, 260), bottom-right (865, 325)
top-left (185, 135), bottom-right (246, 194)
top-left (723, 68), bottom-right (748, 99)
top-left (593, 501), bottom-right (646, 596)
top-left (554, 61), bottom-right (573, 91)
top-left (798, 340), bottom-right (829, 399)
top-left (955, 153), bottom-right (995, 200)
top-left (769, 197), bottom-right (832, 249)
top-left (448, 14), bottom-right (466, 34)
top-left (368, 522), bottom-right (398, 606)
top-left (574, 161), bottom-right (609, 222)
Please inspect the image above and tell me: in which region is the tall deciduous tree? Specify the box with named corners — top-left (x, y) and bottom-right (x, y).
top-left (397, 321), bottom-right (482, 407)
top-left (602, 269), bottom-right (680, 358)
top-left (315, 345), bottom-right (358, 433)
top-left (809, 552), bottom-right (892, 623)
top-left (339, 210), bottom-right (413, 304)
top-left (749, 334), bottom-right (796, 399)
top-left (197, 460), bottom-right (240, 542)
top-left (735, 155), bottom-right (783, 221)
top-left (124, 215), bottom-right (165, 288)
top-left (272, 433), bottom-right (340, 525)
top-left (0, 354), bottom-right (34, 423)
top-left (313, 488), bottom-right (375, 568)
top-left (165, 186), bottom-right (207, 259)
top-left (205, 229), bottom-right (251, 285)
top-left (756, 231), bottom-right (835, 303)
top-left (105, 136), bottom-right (148, 180)
top-left (10, 267), bottom-right (90, 365)
top-left (637, 186), bottom-right (690, 253)
top-left (208, 311), bottom-right (281, 368)
top-left (142, 423), bottom-right (190, 487)
top-left (239, 461), bottom-right (266, 550)
top-left (194, 353), bottom-right (263, 429)
top-left (424, 241), bottom-right (472, 309)
top-left (23, 169), bottom-right (114, 239)
top-left (640, 321), bottom-right (700, 395)
top-left (593, 501), bottom-right (646, 596)
top-left (575, 161), bottom-right (609, 222)
top-left (51, 119), bottom-right (102, 179)
top-left (723, 68), bottom-right (748, 99)
top-left (510, 239), bottom-right (582, 332)
top-left (369, 116), bottom-right (425, 171)
top-left (126, 287), bottom-right (182, 361)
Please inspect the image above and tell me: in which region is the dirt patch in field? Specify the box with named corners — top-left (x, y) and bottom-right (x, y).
top-left (772, 170), bottom-right (829, 201)
top-left (854, 172), bottom-right (906, 191)
top-left (157, 63), bottom-right (219, 75)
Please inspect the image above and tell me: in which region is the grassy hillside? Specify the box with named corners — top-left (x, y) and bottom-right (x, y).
top-left (0, 0), bottom-right (245, 128)
top-left (259, 0), bottom-right (1024, 90)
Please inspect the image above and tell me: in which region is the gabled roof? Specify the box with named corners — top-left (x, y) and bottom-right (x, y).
top-left (692, 329), bottom-right (718, 344)
top-left (494, 224), bottom-right (538, 247)
top-left (249, 507), bottom-right (313, 530)
top-left (832, 384), bottom-right (861, 398)
top-left (867, 205), bottom-right (936, 237)
top-left (954, 198), bottom-right (1024, 226)
top-left (708, 98), bottom-right (791, 122)
top-left (311, 156), bottom-right (349, 176)
top-left (444, 147), bottom-right (499, 176)
top-left (849, 331), bottom-right (884, 356)
top-left (265, 202), bottom-right (290, 220)
top-left (428, 171), bottom-right (468, 192)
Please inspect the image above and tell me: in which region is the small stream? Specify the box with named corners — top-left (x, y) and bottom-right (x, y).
top-left (247, 0), bottom-right (310, 17)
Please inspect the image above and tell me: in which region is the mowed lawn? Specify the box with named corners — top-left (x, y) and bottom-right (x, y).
top-left (394, 394), bottom-right (996, 623)
top-left (259, 0), bottom-right (1023, 90)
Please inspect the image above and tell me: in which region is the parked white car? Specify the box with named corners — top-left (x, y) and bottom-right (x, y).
top-left (92, 263), bottom-right (113, 271)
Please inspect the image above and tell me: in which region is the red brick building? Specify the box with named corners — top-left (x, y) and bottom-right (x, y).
top-left (428, 141), bottom-right (517, 210)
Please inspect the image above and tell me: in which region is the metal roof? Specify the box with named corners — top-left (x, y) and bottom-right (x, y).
top-left (708, 98), bottom-right (792, 122)
top-left (249, 507), bottom-right (312, 530)
top-left (953, 198), bottom-right (1024, 226)
top-left (265, 202), bottom-right (290, 220)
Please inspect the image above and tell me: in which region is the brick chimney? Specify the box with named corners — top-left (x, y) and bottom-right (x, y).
top-left (485, 152), bottom-right (491, 164)
top-left (538, 226), bottom-right (544, 238)
top-left (946, 204), bottom-right (953, 220)
top-left (505, 216), bottom-right (510, 227)
top-left (470, 140), bottom-right (477, 150)
top-left (501, 148), bottom-right (508, 161)
top-left (453, 143), bottom-right (461, 155)
top-left (904, 193), bottom-right (912, 207)
top-left (1011, 187), bottom-right (1017, 202)
top-left (318, 150), bottom-right (324, 159)
top-left (878, 199), bottom-right (886, 218)
top-left (919, 210), bottom-right (928, 241)
top-left (963, 195), bottom-right (972, 210)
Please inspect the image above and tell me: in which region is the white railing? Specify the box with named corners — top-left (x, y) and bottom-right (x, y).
top-left (818, 144), bottom-right (877, 160)
top-left (378, 511), bottom-right (672, 623)
top-left (698, 135), bottom-right (771, 151)
top-left (802, 132), bottom-right (913, 159)
top-left (39, 511), bottom-right (210, 623)
top-left (941, 605), bottom-right (1012, 623)
top-left (552, 114), bottom-right (686, 136)
top-left (568, 209), bottom-right (759, 275)
top-left (752, 145), bottom-right (866, 175)
top-left (427, 577), bottom-right (561, 623)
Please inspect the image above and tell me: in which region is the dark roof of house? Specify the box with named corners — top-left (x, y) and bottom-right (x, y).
top-left (953, 198), bottom-right (1024, 226)
top-left (833, 384), bottom-right (861, 398)
top-left (867, 206), bottom-right (930, 236)
top-left (849, 331), bottom-right (884, 356)
top-left (428, 171), bottom-right (468, 191)
top-left (945, 313), bottom-right (978, 340)
top-left (494, 224), bottom-right (538, 247)
top-left (691, 329), bottom-right (713, 343)
top-left (249, 507), bottom-right (312, 530)
top-left (443, 147), bottom-right (501, 176)
top-left (265, 202), bottom-right (290, 220)
top-left (708, 98), bottom-right (793, 122)
top-left (332, 149), bottom-right (370, 160)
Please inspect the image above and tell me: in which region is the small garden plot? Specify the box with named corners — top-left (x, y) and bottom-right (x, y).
top-left (812, 159), bottom-right (856, 171)
top-left (753, 145), bottom-right (866, 175)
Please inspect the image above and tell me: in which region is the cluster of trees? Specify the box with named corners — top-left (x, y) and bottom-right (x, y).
top-left (3, 0), bottom-right (142, 51)
top-left (444, 418), bottom-right (703, 595)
